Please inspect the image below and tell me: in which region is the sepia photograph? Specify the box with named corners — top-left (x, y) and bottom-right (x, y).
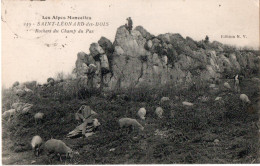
top-left (1, 0), bottom-right (260, 164)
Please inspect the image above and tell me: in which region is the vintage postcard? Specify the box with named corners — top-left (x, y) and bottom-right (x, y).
top-left (1, 0), bottom-right (259, 164)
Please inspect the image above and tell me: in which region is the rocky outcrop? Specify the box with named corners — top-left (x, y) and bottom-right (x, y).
top-left (74, 25), bottom-right (259, 91)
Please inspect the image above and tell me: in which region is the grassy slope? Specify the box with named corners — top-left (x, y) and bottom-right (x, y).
top-left (2, 78), bottom-right (259, 164)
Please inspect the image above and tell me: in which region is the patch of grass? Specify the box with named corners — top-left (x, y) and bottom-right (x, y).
top-left (2, 76), bottom-right (259, 164)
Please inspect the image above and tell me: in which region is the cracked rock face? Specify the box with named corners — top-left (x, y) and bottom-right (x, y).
top-left (74, 25), bottom-right (259, 91)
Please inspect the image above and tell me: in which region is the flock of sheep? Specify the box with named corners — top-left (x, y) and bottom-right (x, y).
top-left (29, 104), bottom-right (164, 162)
top-left (5, 74), bottom-right (252, 163)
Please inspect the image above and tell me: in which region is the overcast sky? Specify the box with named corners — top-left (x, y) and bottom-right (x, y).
top-left (2, 0), bottom-right (259, 88)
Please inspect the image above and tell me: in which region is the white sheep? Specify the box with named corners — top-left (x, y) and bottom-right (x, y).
top-left (31, 135), bottom-right (43, 156)
top-left (160, 97), bottom-right (170, 104)
top-left (34, 112), bottom-right (44, 124)
top-left (224, 82), bottom-right (231, 89)
top-left (240, 94), bottom-right (251, 105)
top-left (137, 107), bottom-right (146, 120)
top-left (155, 107), bottom-right (163, 118)
top-left (118, 118), bottom-right (144, 131)
top-left (2, 109), bottom-right (16, 121)
top-left (44, 139), bottom-right (73, 161)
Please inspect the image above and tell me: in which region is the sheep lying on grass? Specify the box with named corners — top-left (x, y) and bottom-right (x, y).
top-left (31, 135), bottom-right (43, 156)
top-left (34, 112), bottom-right (44, 124)
top-left (119, 118), bottom-right (144, 132)
top-left (44, 139), bottom-right (74, 162)
top-left (137, 108), bottom-right (146, 120)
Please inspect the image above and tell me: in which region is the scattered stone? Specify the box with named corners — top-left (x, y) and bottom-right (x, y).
top-left (252, 77), bottom-right (260, 83)
top-left (199, 96), bottom-right (208, 102)
top-left (85, 132), bottom-right (94, 138)
top-left (182, 101), bottom-right (194, 106)
top-left (31, 160), bottom-right (36, 164)
top-left (12, 102), bottom-right (33, 114)
top-left (75, 105), bottom-right (97, 122)
top-left (214, 139), bottom-right (220, 144)
top-left (24, 87), bottom-right (33, 93)
top-left (137, 107), bottom-right (146, 120)
top-left (67, 118), bottom-right (100, 138)
top-left (154, 129), bottom-right (168, 138)
top-left (209, 84), bottom-right (216, 88)
top-left (15, 89), bottom-right (26, 97)
top-left (224, 82), bottom-right (231, 89)
top-left (215, 97), bottom-right (222, 101)
top-left (2, 109), bottom-right (16, 121)
top-left (109, 148), bottom-right (116, 152)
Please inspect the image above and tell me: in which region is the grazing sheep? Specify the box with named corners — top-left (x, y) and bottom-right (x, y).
top-left (240, 94), bottom-right (251, 105)
top-left (2, 109), bottom-right (16, 121)
top-left (34, 112), bottom-right (44, 124)
top-left (119, 118), bottom-right (144, 131)
top-left (31, 135), bottom-right (43, 156)
top-left (137, 107), bottom-right (146, 120)
top-left (155, 107), bottom-right (163, 118)
top-left (44, 139), bottom-right (73, 161)
top-left (224, 82), bottom-right (231, 89)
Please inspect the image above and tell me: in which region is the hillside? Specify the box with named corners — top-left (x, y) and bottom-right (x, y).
top-left (2, 25), bottom-right (260, 164)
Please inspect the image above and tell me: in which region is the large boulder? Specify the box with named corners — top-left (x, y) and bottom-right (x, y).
top-left (100, 54), bottom-right (110, 73)
top-left (89, 43), bottom-right (105, 58)
top-left (15, 89), bottom-right (26, 97)
top-left (135, 26), bottom-right (154, 40)
top-left (98, 37), bottom-right (114, 53)
top-left (74, 25), bottom-right (259, 91)
top-left (12, 102), bottom-right (33, 114)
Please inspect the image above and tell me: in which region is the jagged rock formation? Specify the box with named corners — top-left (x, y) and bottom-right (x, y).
top-left (75, 25), bottom-right (259, 90)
